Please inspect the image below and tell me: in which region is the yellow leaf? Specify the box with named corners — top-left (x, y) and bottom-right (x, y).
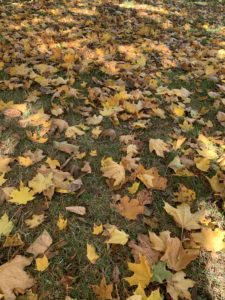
top-left (90, 150), bottom-right (98, 157)
top-left (116, 196), bottom-right (144, 220)
top-left (87, 243), bottom-right (99, 264)
top-left (167, 271), bottom-right (195, 300)
top-left (101, 157), bottom-right (125, 187)
top-left (28, 172), bottom-right (53, 194)
top-left (57, 214), bottom-right (68, 230)
top-left (191, 227), bottom-right (225, 252)
top-left (137, 166), bottom-right (167, 190)
top-left (128, 182), bottom-right (140, 194)
top-left (125, 255), bottom-right (152, 288)
top-left (171, 104), bottom-right (185, 117)
top-left (0, 174), bottom-right (7, 186)
top-left (9, 182), bottom-right (35, 205)
top-left (93, 224), bottom-right (103, 235)
top-left (194, 157), bottom-right (210, 172)
top-left (207, 173), bottom-right (224, 193)
top-left (3, 233), bottom-right (24, 247)
top-left (35, 255), bottom-right (49, 272)
top-left (173, 136), bottom-right (186, 150)
top-left (128, 284), bottom-right (162, 300)
top-left (17, 156), bottom-right (33, 167)
top-left (149, 139), bottom-right (169, 157)
top-left (92, 276), bottom-right (113, 300)
top-left (106, 225), bottom-right (129, 245)
top-left (164, 202), bottom-right (203, 230)
top-left (25, 214), bottom-right (45, 229)
top-left (0, 213), bottom-right (13, 237)
top-left (46, 157), bottom-right (60, 169)
top-left (173, 184), bottom-right (196, 203)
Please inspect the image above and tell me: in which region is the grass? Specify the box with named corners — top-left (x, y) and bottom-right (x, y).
top-left (0, 0), bottom-right (225, 299)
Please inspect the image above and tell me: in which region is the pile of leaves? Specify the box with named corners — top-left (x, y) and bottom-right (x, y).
top-left (0, 0), bottom-right (225, 299)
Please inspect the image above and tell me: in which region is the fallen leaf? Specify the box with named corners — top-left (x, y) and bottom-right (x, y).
top-left (116, 195), bottom-right (144, 220)
top-left (167, 271), bottom-right (195, 300)
top-left (0, 213), bottom-right (13, 237)
top-left (87, 243), bottom-right (99, 264)
top-left (191, 227), bottom-right (225, 252)
top-left (173, 184), bottom-right (196, 203)
top-left (164, 202), bottom-right (203, 230)
top-left (3, 233), bottom-right (24, 248)
top-left (92, 276), bottom-right (113, 300)
top-left (128, 181), bottom-right (140, 194)
top-left (125, 254), bottom-right (152, 288)
top-left (152, 262), bottom-right (172, 283)
top-left (105, 225), bottom-right (129, 245)
top-left (57, 214), bottom-right (68, 230)
top-left (9, 182), bottom-right (35, 205)
top-left (25, 214), bottom-right (45, 229)
top-left (149, 139), bottom-right (169, 157)
top-left (137, 166), bottom-right (167, 190)
top-left (27, 230), bottom-right (53, 257)
top-left (93, 224), bottom-right (103, 235)
top-left (35, 255), bottom-right (49, 272)
top-left (101, 157), bottom-right (125, 187)
top-left (66, 206), bottom-right (86, 215)
top-left (0, 255), bottom-right (34, 300)
top-left (28, 172), bottom-right (53, 194)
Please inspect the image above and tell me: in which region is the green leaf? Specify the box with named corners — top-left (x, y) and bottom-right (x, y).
top-left (152, 262), bottom-right (172, 283)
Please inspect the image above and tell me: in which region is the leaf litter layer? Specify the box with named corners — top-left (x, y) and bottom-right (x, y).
top-left (0, 0), bottom-right (225, 299)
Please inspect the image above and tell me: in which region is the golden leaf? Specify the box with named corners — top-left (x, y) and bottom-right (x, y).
top-left (87, 244), bottom-right (99, 264)
top-left (28, 172), bottom-right (53, 194)
top-left (92, 276), bottom-right (113, 300)
top-left (3, 233), bottom-right (24, 248)
top-left (105, 225), bottom-right (129, 245)
top-left (116, 196), bottom-right (144, 220)
top-left (93, 224), bottom-right (103, 235)
top-left (35, 255), bottom-right (49, 272)
top-left (57, 214), bottom-right (68, 230)
top-left (128, 182), bottom-right (140, 194)
top-left (125, 255), bottom-right (152, 288)
top-left (9, 182), bottom-right (35, 205)
top-left (25, 214), bottom-right (45, 229)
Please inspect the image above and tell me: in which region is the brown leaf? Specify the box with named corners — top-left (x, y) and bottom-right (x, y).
top-left (92, 276), bottom-right (113, 300)
top-left (66, 206), bottom-right (86, 215)
top-left (129, 234), bottom-right (160, 265)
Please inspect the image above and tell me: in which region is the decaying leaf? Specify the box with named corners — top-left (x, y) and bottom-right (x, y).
top-left (66, 206), bottom-right (86, 215)
top-left (0, 213), bottom-right (13, 237)
top-left (25, 214), bottom-right (45, 229)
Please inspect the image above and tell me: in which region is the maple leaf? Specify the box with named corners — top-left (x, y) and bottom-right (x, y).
top-left (116, 195), bottom-right (144, 220)
top-left (0, 213), bottom-right (13, 237)
top-left (101, 157), bottom-right (125, 187)
top-left (25, 214), bottom-right (45, 229)
top-left (149, 139), bottom-right (169, 157)
top-left (125, 255), bottom-right (152, 288)
top-left (136, 166), bottom-right (167, 190)
top-left (128, 284), bottom-right (162, 300)
top-left (191, 227), bottom-right (225, 252)
top-left (87, 243), bottom-right (99, 264)
top-left (164, 202), bottom-right (203, 230)
top-left (57, 214), bottom-right (68, 230)
top-left (93, 224), bottom-right (103, 235)
top-left (35, 255), bottom-right (49, 272)
top-left (152, 262), bottom-right (172, 283)
top-left (167, 271), bottom-right (195, 300)
top-left (28, 172), bottom-right (53, 194)
top-left (0, 255), bottom-right (34, 300)
top-left (105, 225), bottom-right (129, 245)
top-left (149, 231), bottom-right (171, 252)
top-left (9, 182), bottom-right (35, 205)
top-left (92, 276), bottom-right (113, 300)
top-left (160, 236), bottom-right (199, 271)
top-left (173, 184), bottom-right (196, 203)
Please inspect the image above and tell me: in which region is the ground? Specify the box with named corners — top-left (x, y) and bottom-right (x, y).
top-left (0, 0), bottom-right (225, 299)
